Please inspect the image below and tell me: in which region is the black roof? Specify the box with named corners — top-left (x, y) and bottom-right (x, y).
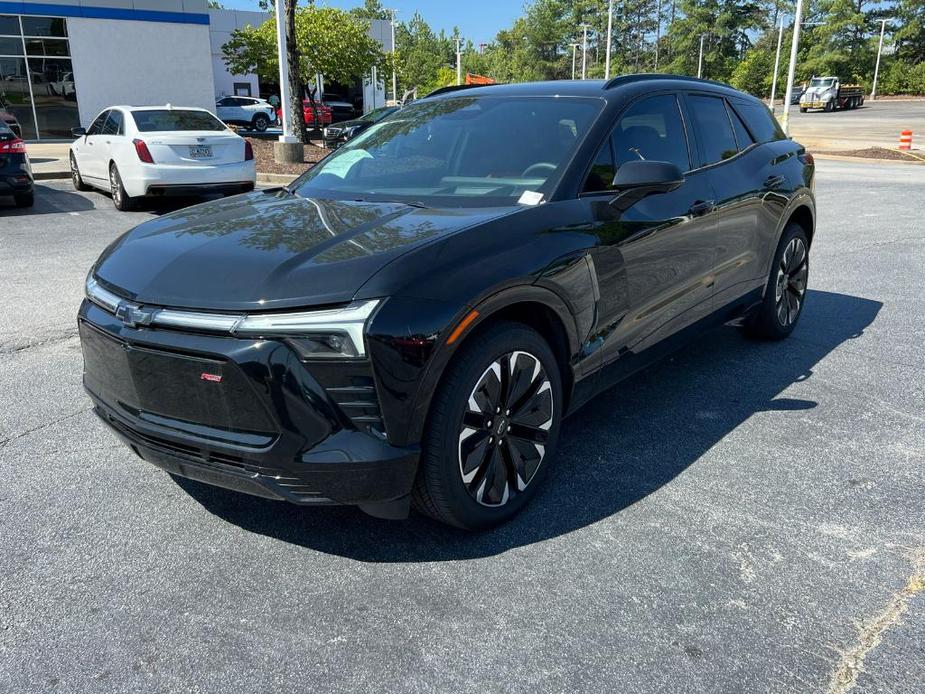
top-left (425, 74), bottom-right (746, 101)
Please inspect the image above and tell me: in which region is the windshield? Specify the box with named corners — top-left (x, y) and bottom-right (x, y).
top-left (289, 96), bottom-right (603, 207)
top-left (809, 78), bottom-right (835, 88)
top-left (358, 106), bottom-right (398, 124)
top-left (132, 110), bottom-right (227, 132)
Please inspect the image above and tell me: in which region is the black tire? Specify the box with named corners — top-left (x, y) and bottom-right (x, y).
top-left (824, 100), bottom-right (834, 112)
top-left (70, 153), bottom-right (89, 191)
top-left (412, 321), bottom-right (563, 530)
top-left (800, 107), bottom-right (807, 113)
top-left (109, 162), bottom-right (135, 211)
top-left (252, 113), bottom-right (270, 132)
top-left (14, 191), bottom-right (34, 208)
top-left (746, 223), bottom-right (809, 340)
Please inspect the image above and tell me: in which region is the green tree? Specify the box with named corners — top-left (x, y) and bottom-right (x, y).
top-left (351, 0), bottom-right (390, 21)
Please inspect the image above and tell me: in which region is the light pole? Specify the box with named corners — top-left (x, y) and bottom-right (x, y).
top-left (697, 34), bottom-right (705, 78)
top-left (455, 36), bottom-right (462, 85)
top-left (654, 0), bottom-right (661, 70)
top-left (872, 18), bottom-right (889, 100)
top-left (604, 0), bottom-right (614, 79)
top-left (769, 17), bottom-right (784, 112)
top-left (388, 8), bottom-right (397, 103)
top-left (274, 4), bottom-right (297, 145)
top-left (580, 24), bottom-right (589, 79)
top-left (570, 42), bottom-right (580, 80)
top-left (780, 0), bottom-right (806, 134)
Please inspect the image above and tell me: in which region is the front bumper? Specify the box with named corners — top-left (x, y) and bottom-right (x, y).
top-left (78, 300), bottom-right (419, 516)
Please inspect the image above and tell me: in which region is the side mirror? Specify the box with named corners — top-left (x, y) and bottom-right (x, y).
top-left (609, 160), bottom-right (685, 213)
top-left (71, 127), bottom-right (86, 137)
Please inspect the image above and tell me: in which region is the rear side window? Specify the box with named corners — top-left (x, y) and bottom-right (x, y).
top-left (132, 110), bottom-right (226, 132)
top-left (732, 100), bottom-right (786, 144)
top-left (726, 101), bottom-right (754, 150)
top-left (688, 94), bottom-right (738, 165)
top-left (612, 94), bottom-right (690, 172)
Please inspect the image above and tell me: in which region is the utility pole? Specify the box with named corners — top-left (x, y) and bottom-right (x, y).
top-left (604, 0), bottom-right (614, 79)
top-left (655, 0), bottom-right (661, 70)
top-left (769, 17), bottom-right (784, 112)
top-left (581, 24), bottom-right (589, 79)
top-left (697, 34), bottom-right (705, 78)
top-left (389, 8), bottom-right (397, 103)
top-left (455, 36), bottom-right (462, 85)
top-left (872, 18), bottom-right (888, 100)
top-left (780, 0), bottom-right (806, 134)
top-left (570, 42), bottom-right (579, 79)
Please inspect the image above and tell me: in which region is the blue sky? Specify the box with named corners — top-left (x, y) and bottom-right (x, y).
top-left (220, 0), bottom-right (523, 46)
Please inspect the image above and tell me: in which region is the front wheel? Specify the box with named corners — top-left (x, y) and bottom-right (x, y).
top-left (70, 153), bottom-right (89, 191)
top-left (109, 163), bottom-right (135, 211)
top-left (746, 224), bottom-right (809, 340)
top-left (412, 321), bottom-right (562, 530)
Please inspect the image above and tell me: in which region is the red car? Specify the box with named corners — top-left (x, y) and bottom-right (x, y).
top-left (275, 101), bottom-right (333, 126)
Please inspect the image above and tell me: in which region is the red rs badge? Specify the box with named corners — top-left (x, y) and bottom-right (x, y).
top-left (200, 373), bottom-right (223, 383)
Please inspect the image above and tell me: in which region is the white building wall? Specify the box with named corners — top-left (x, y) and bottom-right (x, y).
top-left (67, 17), bottom-right (215, 127)
top-left (209, 9), bottom-right (267, 98)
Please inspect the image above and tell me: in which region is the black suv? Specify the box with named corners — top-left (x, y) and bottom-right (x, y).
top-left (0, 120), bottom-right (33, 207)
top-left (79, 76), bottom-right (815, 529)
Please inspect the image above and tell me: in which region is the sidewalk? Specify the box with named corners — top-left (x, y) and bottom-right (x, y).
top-left (25, 142), bottom-right (71, 180)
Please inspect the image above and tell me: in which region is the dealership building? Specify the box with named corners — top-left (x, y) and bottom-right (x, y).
top-left (0, 1), bottom-right (390, 141)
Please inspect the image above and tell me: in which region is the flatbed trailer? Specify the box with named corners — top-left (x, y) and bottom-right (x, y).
top-left (799, 76), bottom-right (865, 112)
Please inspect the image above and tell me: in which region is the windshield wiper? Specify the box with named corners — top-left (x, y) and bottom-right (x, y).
top-left (352, 198), bottom-right (430, 209)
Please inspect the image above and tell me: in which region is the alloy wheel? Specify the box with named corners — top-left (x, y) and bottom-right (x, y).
top-left (775, 236), bottom-right (808, 327)
top-left (70, 155), bottom-right (80, 187)
top-left (110, 166), bottom-right (122, 207)
top-left (457, 350), bottom-right (553, 507)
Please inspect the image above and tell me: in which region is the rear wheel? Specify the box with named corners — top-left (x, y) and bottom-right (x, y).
top-left (412, 321), bottom-right (562, 530)
top-left (746, 223), bottom-right (809, 340)
top-left (14, 191), bottom-right (34, 208)
top-left (252, 113), bottom-right (270, 132)
top-left (109, 163), bottom-right (135, 211)
top-left (70, 153), bottom-right (89, 191)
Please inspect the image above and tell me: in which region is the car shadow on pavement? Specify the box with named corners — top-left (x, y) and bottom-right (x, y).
top-left (174, 289), bottom-right (882, 562)
top-left (0, 184), bottom-right (95, 216)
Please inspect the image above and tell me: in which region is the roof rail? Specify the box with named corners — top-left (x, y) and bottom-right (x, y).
top-left (423, 83), bottom-right (503, 99)
top-left (602, 73), bottom-right (731, 91)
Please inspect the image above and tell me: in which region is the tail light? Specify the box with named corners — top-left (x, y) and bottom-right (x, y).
top-left (244, 140), bottom-right (254, 161)
top-left (0, 138), bottom-right (26, 154)
top-left (133, 138), bottom-right (154, 164)
top-left (799, 150), bottom-right (814, 166)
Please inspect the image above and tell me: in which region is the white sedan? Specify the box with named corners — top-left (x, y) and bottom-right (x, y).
top-left (69, 106), bottom-right (256, 211)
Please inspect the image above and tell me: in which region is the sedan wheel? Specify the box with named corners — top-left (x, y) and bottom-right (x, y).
top-left (109, 163), bottom-right (134, 211)
top-left (413, 321), bottom-right (562, 530)
top-left (70, 153), bottom-right (89, 191)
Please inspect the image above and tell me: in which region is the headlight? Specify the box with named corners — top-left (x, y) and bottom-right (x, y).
top-left (231, 299), bottom-right (380, 358)
top-left (85, 274), bottom-right (121, 313)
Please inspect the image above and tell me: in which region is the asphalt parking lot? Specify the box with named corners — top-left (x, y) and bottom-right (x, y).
top-left (787, 99), bottom-right (925, 150)
top-left (1, 162), bottom-right (923, 693)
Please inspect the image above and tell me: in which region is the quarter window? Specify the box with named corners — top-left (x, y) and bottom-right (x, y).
top-left (688, 94), bottom-right (738, 165)
top-left (612, 94), bottom-right (690, 172)
top-left (726, 101), bottom-right (755, 150)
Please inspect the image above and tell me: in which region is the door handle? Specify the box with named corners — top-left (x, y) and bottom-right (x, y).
top-left (689, 200), bottom-right (714, 217)
top-left (764, 175), bottom-right (785, 190)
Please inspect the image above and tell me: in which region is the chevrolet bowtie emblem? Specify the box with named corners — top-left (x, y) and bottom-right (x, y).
top-left (115, 301), bottom-right (154, 328)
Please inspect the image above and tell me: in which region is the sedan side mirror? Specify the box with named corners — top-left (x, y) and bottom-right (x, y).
top-left (609, 160), bottom-right (685, 213)
top-left (71, 127), bottom-right (86, 137)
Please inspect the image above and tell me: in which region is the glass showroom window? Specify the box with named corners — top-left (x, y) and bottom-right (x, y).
top-left (0, 14), bottom-right (80, 140)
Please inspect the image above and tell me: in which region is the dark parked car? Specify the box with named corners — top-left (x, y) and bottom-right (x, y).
top-left (323, 105), bottom-right (398, 148)
top-left (79, 76), bottom-right (815, 529)
top-left (0, 120), bottom-right (33, 207)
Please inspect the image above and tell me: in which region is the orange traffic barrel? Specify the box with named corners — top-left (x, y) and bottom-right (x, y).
top-left (899, 130), bottom-right (913, 151)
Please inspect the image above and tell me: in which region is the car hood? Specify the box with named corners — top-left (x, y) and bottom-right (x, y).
top-left (93, 190), bottom-right (513, 311)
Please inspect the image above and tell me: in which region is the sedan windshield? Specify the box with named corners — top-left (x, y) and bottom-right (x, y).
top-left (132, 110), bottom-right (227, 132)
top-left (290, 96), bottom-right (603, 207)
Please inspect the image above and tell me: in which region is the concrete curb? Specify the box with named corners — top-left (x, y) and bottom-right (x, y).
top-left (256, 172), bottom-right (300, 185)
top-left (33, 170), bottom-right (71, 181)
top-left (813, 153), bottom-right (924, 165)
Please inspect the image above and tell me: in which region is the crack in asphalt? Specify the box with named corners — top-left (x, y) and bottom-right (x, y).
top-left (827, 549), bottom-right (925, 693)
top-left (0, 330), bottom-right (80, 358)
top-left (0, 407), bottom-right (92, 450)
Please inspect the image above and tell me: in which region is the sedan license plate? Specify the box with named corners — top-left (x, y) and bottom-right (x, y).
top-left (189, 145), bottom-right (212, 159)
